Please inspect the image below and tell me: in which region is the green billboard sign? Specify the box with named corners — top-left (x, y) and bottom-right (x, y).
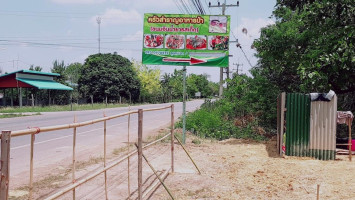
top-left (142, 13), bottom-right (230, 67)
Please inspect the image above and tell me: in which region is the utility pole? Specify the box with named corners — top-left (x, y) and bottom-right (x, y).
top-left (96, 17), bottom-right (101, 53)
top-left (233, 63), bottom-right (243, 75)
top-left (209, 0), bottom-right (239, 98)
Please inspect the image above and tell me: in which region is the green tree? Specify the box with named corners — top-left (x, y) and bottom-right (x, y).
top-left (65, 62), bottom-right (83, 85)
top-left (254, 0), bottom-right (355, 94)
top-left (132, 61), bottom-right (161, 103)
top-left (51, 60), bottom-right (70, 105)
top-left (65, 62), bottom-right (83, 103)
top-left (169, 69), bottom-right (184, 100)
top-left (253, 0), bottom-right (355, 136)
top-left (187, 74), bottom-right (210, 98)
top-left (29, 65), bottom-right (42, 71)
top-left (78, 53), bottom-right (140, 102)
top-left (161, 73), bottom-right (172, 102)
top-left (208, 81), bottom-right (219, 97)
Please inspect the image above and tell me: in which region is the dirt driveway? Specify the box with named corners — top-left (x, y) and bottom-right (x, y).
top-left (9, 131), bottom-right (355, 199)
top-left (153, 134), bottom-right (355, 200)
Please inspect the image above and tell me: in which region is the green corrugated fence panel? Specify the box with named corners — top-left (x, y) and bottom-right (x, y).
top-left (309, 150), bottom-right (335, 160)
top-left (286, 93), bottom-right (310, 157)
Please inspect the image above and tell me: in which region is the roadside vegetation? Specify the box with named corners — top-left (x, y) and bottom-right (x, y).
top-left (1, 54), bottom-right (218, 115)
top-left (181, 0), bottom-right (354, 140)
top-left (0, 103), bottom-right (131, 113)
top-left (0, 113), bottom-right (40, 118)
top-left (178, 69), bottom-right (276, 141)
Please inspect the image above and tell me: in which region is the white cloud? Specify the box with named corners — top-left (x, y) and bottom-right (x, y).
top-left (51, 0), bottom-right (106, 4)
top-left (121, 31), bottom-right (143, 42)
top-left (91, 9), bottom-right (142, 26)
top-left (112, 0), bottom-right (175, 9)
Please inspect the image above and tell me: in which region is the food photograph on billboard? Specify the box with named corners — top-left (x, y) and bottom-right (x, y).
top-left (142, 13), bottom-right (231, 67)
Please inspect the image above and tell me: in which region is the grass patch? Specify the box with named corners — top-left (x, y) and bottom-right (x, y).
top-left (76, 156), bottom-right (104, 170)
top-left (146, 132), bottom-right (171, 143)
top-left (0, 103), bottom-right (137, 113)
top-left (112, 145), bottom-right (133, 156)
top-left (176, 99), bottom-right (267, 141)
top-left (12, 171), bottom-right (70, 200)
top-left (0, 112), bottom-right (40, 118)
top-left (192, 138), bottom-right (201, 145)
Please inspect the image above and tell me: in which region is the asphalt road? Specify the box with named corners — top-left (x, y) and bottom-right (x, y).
top-left (0, 100), bottom-right (204, 183)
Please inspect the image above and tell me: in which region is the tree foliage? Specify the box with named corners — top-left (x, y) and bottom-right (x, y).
top-left (187, 74), bottom-right (211, 98)
top-left (254, 0), bottom-right (355, 94)
top-left (65, 62), bottom-right (83, 85)
top-left (132, 61), bottom-right (161, 103)
top-left (51, 60), bottom-right (70, 105)
top-left (78, 53), bottom-right (140, 102)
top-left (29, 65), bottom-right (42, 72)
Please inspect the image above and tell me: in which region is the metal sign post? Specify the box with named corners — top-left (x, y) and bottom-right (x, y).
top-left (182, 66), bottom-right (187, 144)
top-left (142, 13), bottom-right (232, 144)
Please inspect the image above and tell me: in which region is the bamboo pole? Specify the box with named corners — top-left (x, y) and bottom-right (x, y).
top-left (31, 93), bottom-right (34, 107)
top-left (142, 169), bottom-right (170, 199)
top-left (127, 106), bottom-right (131, 198)
top-left (349, 118), bottom-right (352, 161)
top-left (174, 135), bottom-right (201, 174)
top-left (316, 184), bottom-right (320, 200)
top-left (11, 110), bottom-right (138, 137)
top-left (10, 105), bottom-right (171, 137)
top-left (182, 66), bottom-right (187, 144)
top-left (103, 112), bottom-right (108, 199)
top-left (44, 130), bottom-right (171, 199)
top-left (44, 149), bottom-right (139, 200)
top-left (137, 109), bottom-right (143, 200)
top-left (72, 115), bottom-right (77, 199)
top-left (171, 104), bottom-right (174, 173)
top-left (134, 143), bottom-right (174, 200)
top-left (29, 133), bottom-right (35, 200)
top-left (0, 131), bottom-right (11, 200)
top-left (143, 105), bottom-right (172, 112)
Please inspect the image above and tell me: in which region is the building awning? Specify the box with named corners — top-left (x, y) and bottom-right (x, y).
top-left (16, 78), bottom-right (73, 90)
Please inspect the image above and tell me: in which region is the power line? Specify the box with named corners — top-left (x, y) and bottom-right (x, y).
top-left (0, 38), bottom-right (142, 45)
top-left (173, 0), bottom-right (186, 14)
top-left (0, 40), bottom-right (141, 51)
top-left (204, 0), bottom-right (212, 14)
top-left (237, 45), bottom-right (253, 68)
top-left (180, 0), bottom-right (193, 14)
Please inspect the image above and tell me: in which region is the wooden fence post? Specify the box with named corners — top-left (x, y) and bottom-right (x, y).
top-left (103, 113), bottom-right (108, 199)
top-left (137, 109), bottom-right (143, 200)
top-left (171, 104), bottom-right (174, 173)
top-left (349, 119), bottom-right (352, 161)
top-left (0, 131), bottom-right (11, 200)
top-left (72, 116), bottom-right (77, 199)
top-left (29, 133), bottom-right (35, 200)
top-left (31, 93), bottom-right (34, 107)
top-left (127, 107), bottom-right (131, 198)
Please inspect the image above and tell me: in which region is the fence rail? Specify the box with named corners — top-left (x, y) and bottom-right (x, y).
top-left (0, 104), bottom-right (181, 200)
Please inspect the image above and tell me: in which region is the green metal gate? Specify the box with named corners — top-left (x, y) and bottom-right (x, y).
top-left (285, 93), bottom-right (311, 157)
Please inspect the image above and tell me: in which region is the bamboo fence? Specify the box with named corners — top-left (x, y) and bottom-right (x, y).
top-left (0, 104), bottom-right (178, 200)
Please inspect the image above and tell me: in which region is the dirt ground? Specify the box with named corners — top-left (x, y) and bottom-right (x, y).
top-left (8, 130), bottom-right (355, 199)
top-left (152, 134), bottom-right (355, 200)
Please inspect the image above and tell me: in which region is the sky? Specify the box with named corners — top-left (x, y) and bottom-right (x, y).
top-left (0, 0), bottom-right (276, 82)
